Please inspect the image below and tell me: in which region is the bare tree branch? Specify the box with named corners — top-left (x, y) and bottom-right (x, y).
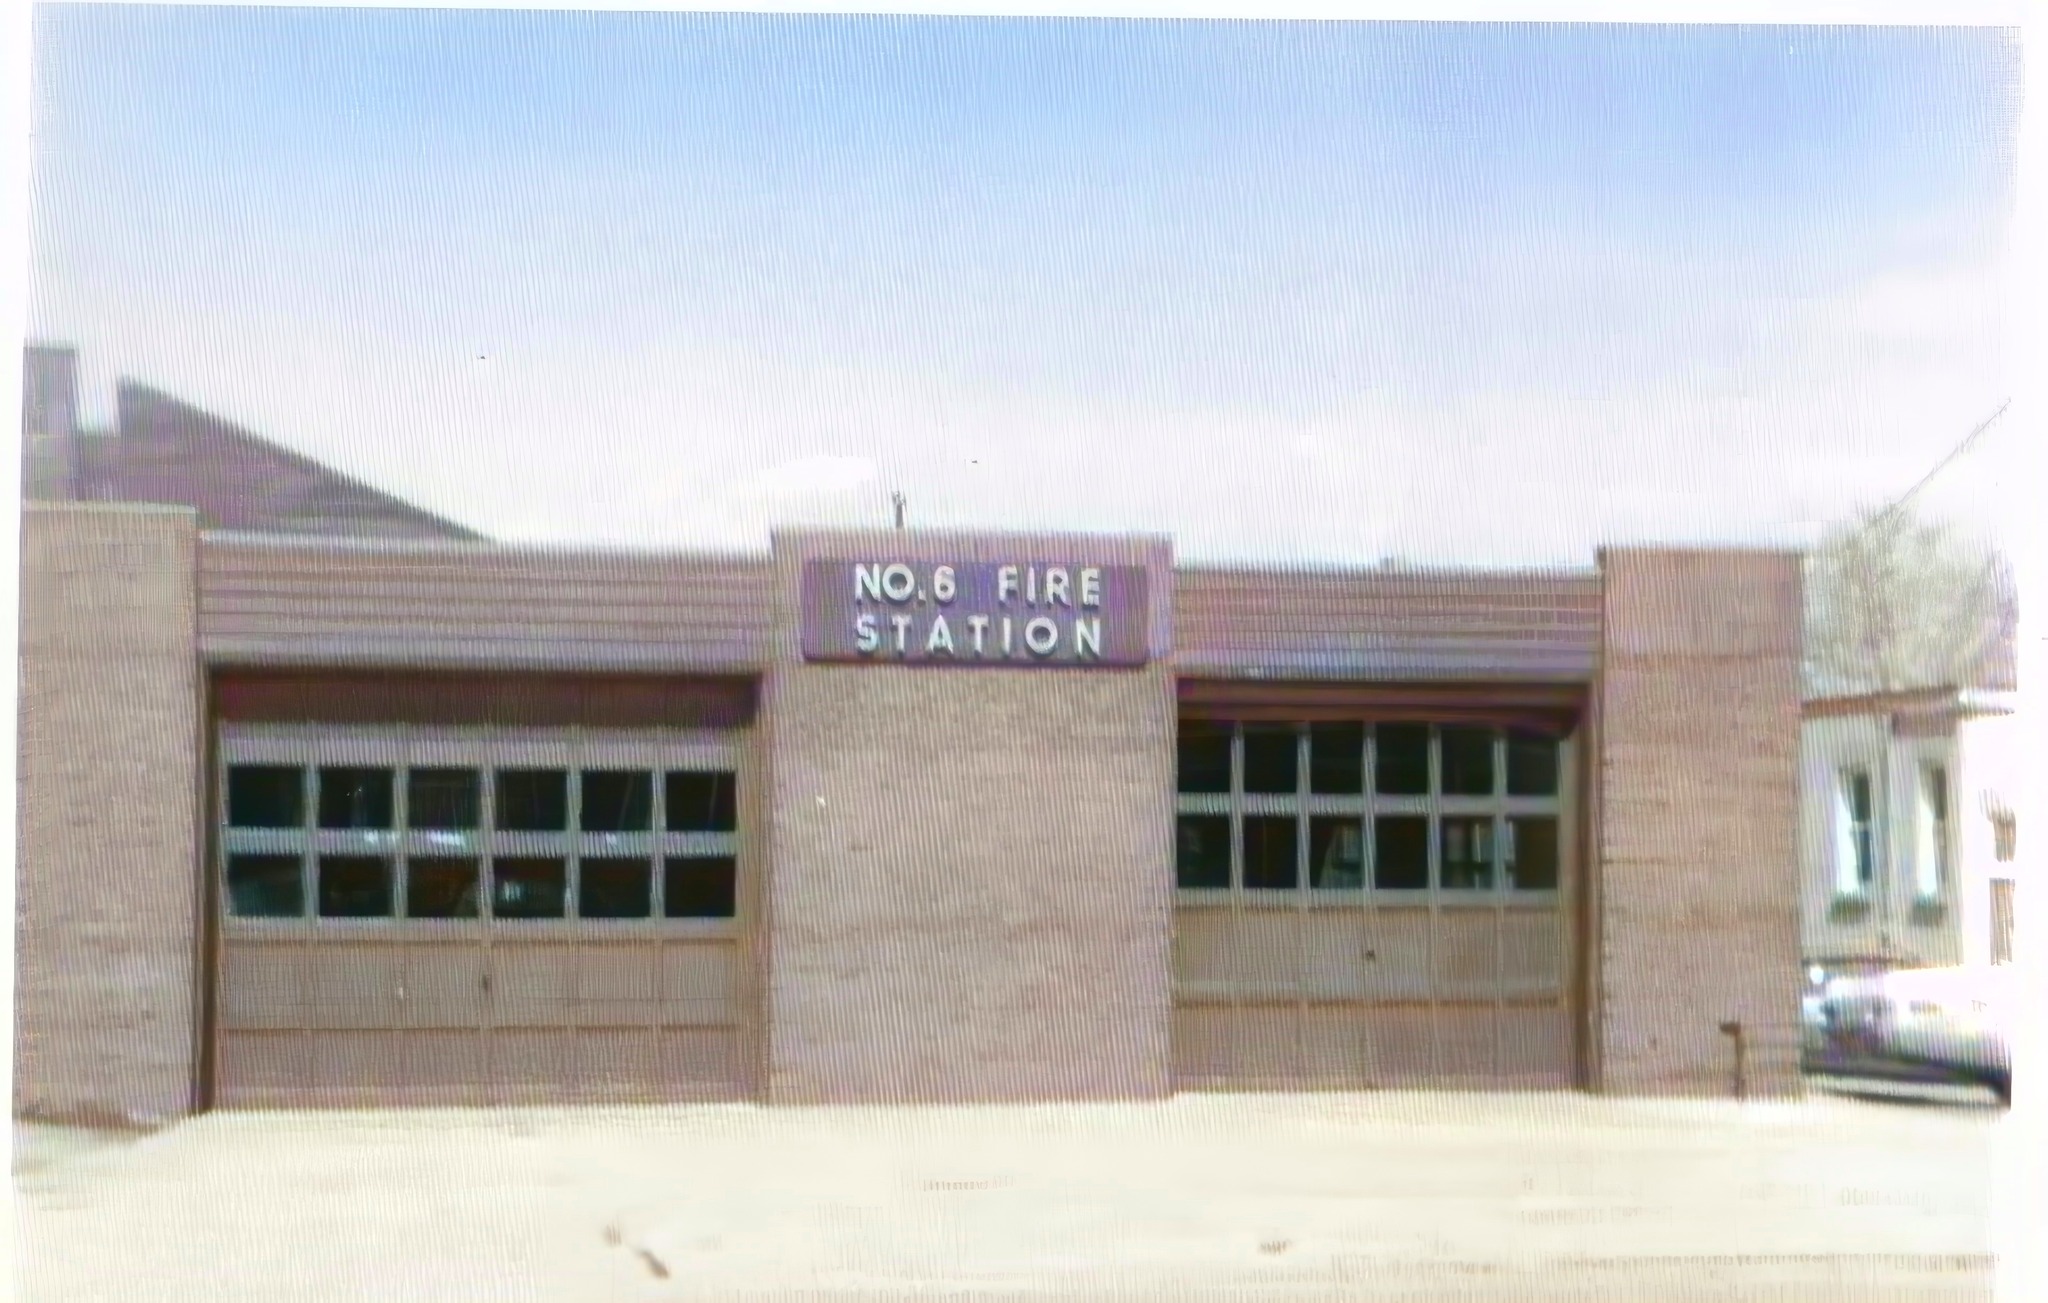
top-left (1804, 504), bottom-right (2013, 698)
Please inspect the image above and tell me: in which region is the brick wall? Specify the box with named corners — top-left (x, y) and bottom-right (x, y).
top-left (14, 505), bottom-right (204, 1124)
top-left (761, 531), bottom-right (1176, 1105)
top-left (1595, 549), bottom-right (1804, 1097)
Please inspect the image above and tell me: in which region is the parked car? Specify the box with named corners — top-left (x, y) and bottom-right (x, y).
top-left (1807, 965), bottom-right (2013, 1105)
top-left (1800, 987), bottom-right (1829, 1061)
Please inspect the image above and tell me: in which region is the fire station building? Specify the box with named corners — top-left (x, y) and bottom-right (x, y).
top-left (14, 349), bottom-right (1806, 1123)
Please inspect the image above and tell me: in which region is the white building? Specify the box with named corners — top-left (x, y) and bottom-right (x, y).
top-left (1802, 688), bottom-right (2022, 977)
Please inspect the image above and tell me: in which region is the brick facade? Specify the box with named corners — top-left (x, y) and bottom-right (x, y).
top-left (1594, 548), bottom-right (1805, 1097)
top-left (11, 510), bottom-right (1810, 1119)
top-left (760, 531), bottom-right (1178, 1105)
top-left (14, 505), bottom-right (205, 1125)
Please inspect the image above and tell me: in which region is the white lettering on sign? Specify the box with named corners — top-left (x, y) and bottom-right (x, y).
top-left (1074, 617), bottom-right (1103, 659)
top-left (1024, 617), bottom-right (1060, 656)
top-left (832, 561), bottom-right (1136, 663)
top-left (882, 564), bottom-right (917, 603)
top-left (855, 564), bottom-right (885, 603)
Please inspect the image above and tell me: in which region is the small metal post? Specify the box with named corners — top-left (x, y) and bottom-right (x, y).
top-left (1719, 1020), bottom-right (1747, 1100)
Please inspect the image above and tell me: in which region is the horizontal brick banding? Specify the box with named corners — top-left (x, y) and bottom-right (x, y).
top-left (1174, 566), bottom-right (1602, 680)
top-left (199, 536), bottom-right (772, 672)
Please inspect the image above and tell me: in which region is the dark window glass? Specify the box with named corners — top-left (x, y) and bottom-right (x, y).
top-left (664, 856), bottom-right (737, 918)
top-left (1439, 817), bottom-right (1497, 891)
top-left (1309, 723), bottom-right (1365, 796)
top-left (1843, 771), bottom-right (1876, 888)
top-left (1242, 726), bottom-right (1298, 795)
top-left (581, 771), bottom-right (653, 833)
top-left (406, 857), bottom-right (480, 919)
top-left (1175, 815), bottom-right (1231, 889)
top-left (1242, 816), bottom-right (1298, 890)
top-left (1845, 771), bottom-right (1873, 822)
top-left (226, 854), bottom-right (303, 918)
top-left (497, 771), bottom-right (569, 833)
top-left (1374, 724), bottom-right (1430, 797)
top-left (317, 856), bottom-right (394, 918)
top-left (1441, 727), bottom-right (1495, 797)
top-left (317, 768), bottom-right (394, 831)
top-left (1506, 817), bottom-right (1560, 892)
top-left (1850, 830), bottom-right (1876, 889)
top-left (1506, 731), bottom-right (1561, 798)
top-left (407, 769), bottom-right (480, 831)
top-left (580, 857), bottom-right (653, 919)
top-left (1176, 721), bottom-right (1233, 795)
top-left (1308, 817), bottom-right (1365, 890)
top-left (1374, 816), bottom-right (1429, 890)
top-left (666, 772), bottom-right (738, 833)
top-left (492, 857), bottom-right (568, 919)
top-left (227, 766), bottom-right (303, 829)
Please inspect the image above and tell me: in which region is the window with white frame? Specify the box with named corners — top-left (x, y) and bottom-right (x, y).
top-left (220, 740), bottom-right (740, 923)
top-left (1913, 762), bottom-right (1950, 904)
top-left (1833, 767), bottom-right (1877, 898)
top-left (1173, 720), bottom-right (1565, 898)
top-left (1991, 880), bottom-right (2015, 965)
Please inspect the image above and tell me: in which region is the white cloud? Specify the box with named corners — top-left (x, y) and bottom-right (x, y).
top-left (1833, 265), bottom-right (2006, 347)
top-left (669, 455), bottom-right (889, 546)
top-left (35, 239), bottom-right (2018, 563)
top-left (724, 455), bottom-right (879, 506)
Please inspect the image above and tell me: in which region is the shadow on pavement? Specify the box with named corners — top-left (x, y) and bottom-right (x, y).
top-left (11, 1121), bottom-right (146, 1181)
top-left (1807, 1077), bottom-right (2004, 1112)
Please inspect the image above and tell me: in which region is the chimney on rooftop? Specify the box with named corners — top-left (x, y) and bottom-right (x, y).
top-left (20, 344), bottom-right (80, 502)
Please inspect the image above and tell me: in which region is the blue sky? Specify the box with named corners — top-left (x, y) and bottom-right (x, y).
top-left (25, 11), bottom-right (2023, 561)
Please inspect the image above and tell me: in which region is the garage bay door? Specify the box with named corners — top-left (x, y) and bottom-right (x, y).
top-left (212, 727), bottom-right (754, 1109)
top-left (1172, 715), bottom-right (1577, 1091)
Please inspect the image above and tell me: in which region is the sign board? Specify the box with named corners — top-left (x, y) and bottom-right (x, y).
top-left (799, 560), bottom-right (1150, 667)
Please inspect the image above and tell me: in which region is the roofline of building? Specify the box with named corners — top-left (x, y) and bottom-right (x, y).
top-left (26, 500), bottom-right (200, 519)
top-left (1184, 558), bottom-right (1602, 580)
top-left (116, 380), bottom-right (489, 543)
top-left (1595, 542), bottom-right (1806, 561)
top-left (198, 528), bottom-right (773, 563)
top-left (1957, 689), bottom-right (2021, 713)
top-left (1803, 685), bottom-right (2019, 719)
top-left (195, 529), bottom-right (1617, 581)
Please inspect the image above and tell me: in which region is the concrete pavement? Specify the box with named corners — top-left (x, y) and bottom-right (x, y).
top-left (11, 1088), bottom-right (2013, 1302)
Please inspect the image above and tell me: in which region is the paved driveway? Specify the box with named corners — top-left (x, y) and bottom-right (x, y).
top-left (11, 1089), bottom-right (2015, 1302)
